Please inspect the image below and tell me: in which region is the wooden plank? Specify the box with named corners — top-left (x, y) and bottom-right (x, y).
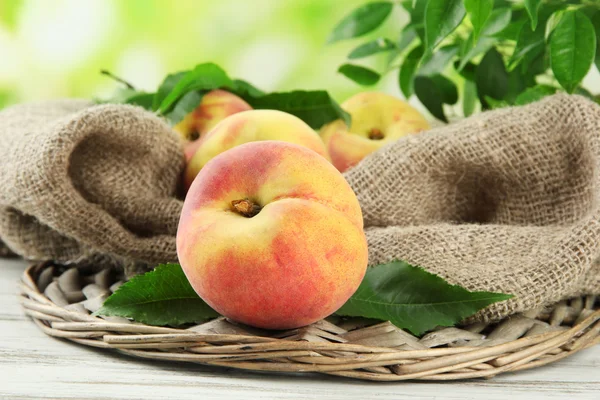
top-left (1, 259), bottom-right (598, 400)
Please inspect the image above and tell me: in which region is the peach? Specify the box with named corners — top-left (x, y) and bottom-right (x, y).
top-left (321, 92), bottom-right (429, 172)
top-left (177, 141), bottom-right (368, 329)
top-left (184, 110), bottom-right (329, 190)
top-left (173, 89), bottom-right (252, 161)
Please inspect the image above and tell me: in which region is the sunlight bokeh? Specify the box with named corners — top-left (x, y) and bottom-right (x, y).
top-left (0, 0), bottom-right (407, 108)
top-left (1, 0), bottom-right (597, 118)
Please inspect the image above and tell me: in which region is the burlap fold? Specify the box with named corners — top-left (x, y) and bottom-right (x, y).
top-left (0, 94), bottom-right (599, 322)
top-left (0, 100), bottom-right (184, 274)
top-left (344, 94), bottom-right (600, 321)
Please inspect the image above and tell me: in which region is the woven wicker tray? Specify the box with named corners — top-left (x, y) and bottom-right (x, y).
top-left (19, 262), bottom-right (600, 382)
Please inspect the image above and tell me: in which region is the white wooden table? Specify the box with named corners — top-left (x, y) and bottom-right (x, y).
top-left (1, 258), bottom-right (598, 399)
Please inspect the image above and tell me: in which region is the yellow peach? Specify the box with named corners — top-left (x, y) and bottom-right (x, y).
top-left (184, 110), bottom-right (329, 190)
top-left (173, 89), bottom-right (252, 161)
top-left (177, 141), bottom-right (368, 329)
top-left (321, 92), bottom-right (429, 172)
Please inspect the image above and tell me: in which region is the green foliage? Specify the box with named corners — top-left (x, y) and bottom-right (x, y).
top-left (96, 262), bottom-right (511, 335)
top-left (524, 0), bottom-right (542, 30)
top-left (243, 90), bottom-right (352, 129)
top-left (338, 64), bottom-right (381, 85)
top-left (399, 46), bottom-right (424, 97)
top-left (231, 79), bottom-right (266, 99)
top-left (152, 71), bottom-right (188, 111)
top-left (99, 62), bottom-right (348, 129)
top-left (424, 0), bottom-right (466, 55)
top-left (463, 80), bottom-right (478, 116)
top-left (414, 74), bottom-right (458, 121)
top-left (330, 0), bottom-right (600, 121)
top-left (464, 0), bottom-right (493, 43)
top-left (549, 10), bottom-right (597, 93)
top-left (348, 38), bottom-right (397, 59)
top-left (164, 91), bottom-right (204, 126)
top-left (157, 63), bottom-right (233, 113)
top-left (514, 85), bottom-right (556, 105)
top-left (327, 1), bottom-right (394, 43)
top-left (125, 92), bottom-right (156, 109)
top-left (476, 48), bottom-right (509, 105)
top-left (336, 260), bottom-right (513, 336)
top-left (593, 13), bottom-right (600, 73)
top-left (95, 263), bottom-right (219, 326)
top-left (419, 45), bottom-right (460, 76)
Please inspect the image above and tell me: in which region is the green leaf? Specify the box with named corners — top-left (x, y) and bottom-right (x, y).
top-left (484, 96), bottom-right (510, 109)
top-left (458, 8), bottom-right (511, 70)
top-left (397, 26), bottom-right (418, 53)
top-left (95, 263), bottom-right (219, 326)
top-left (492, 0), bottom-right (512, 7)
top-left (505, 69), bottom-right (527, 105)
top-left (338, 64), bottom-right (381, 86)
top-left (509, 21), bottom-right (545, 71)
top-left (493, 19), bottom-right (525, 41)
top-left (458, 34), bottom-right (495, 70)
top-left (404, 0), bottom-right (427, 41)
top-left (463, 80), bottom-right (478, 117)
top-left (592, 13), bottom-right (600, 73)
top-left (163, 91), bottom-right (203, 126)
top-left (246, 90), bottom-right (351, 129)
top-left (404, 0), bottom-right (426, 25)
top-left (514, 85), bottom-right (556, 106)
top-left (456, 60), bottom-right (477, 81)
top-left (424, 0), bottom-right (466, 54)
top-left (418, 44), bottom-right (459, 76)
top-left (432, 75), bottom-right (458, 105)
top-left (414, 74), bottom-right (457, 122)
top-left (545, 9), bottom-right (565, 40)
top-left (158, 63), bottom-right (233, 114)
top-left (348, 38), bottom-right (397, 59)
top-left (524, 0), bottom-right (542, 30)
top-left (231, 79), bottom-right (266, 100)
top-left (152, 71), bottom-right (187, 111)
top-left (124, 92), bottom-right (155, 110)
top-left (387, 26), bottom-right (418, 66)
top-left (481, 7), bottom-right (512, 37)
top-left (328, 1), bottom-right (394, 43)
top-left (464, 0), bottom-right (493, 43)
top-left (336, 260), bottom-right (513, 336)
top-left (522, 51), bottom-right (548, 85)
top-left (550, 10), bottom-right (596, 93)
top-left (399, 45), bottom-right (424, 98)
top-left (476, 48), bottom-right (509, 107)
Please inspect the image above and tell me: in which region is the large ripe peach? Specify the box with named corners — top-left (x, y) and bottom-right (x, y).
top-left (184, 110), bottom-right (329, 190)
top-left (321, 92), bottom-right (429, 172)
top-left (173, 89), bottom-right (252, 161)
top-left (177, 141), bottom-right (368, 330)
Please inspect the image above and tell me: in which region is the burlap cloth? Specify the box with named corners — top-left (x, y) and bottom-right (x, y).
top-left (0, 100), bottom-right (183, 275)
top-left (1, 94), bottom-right (599, 323)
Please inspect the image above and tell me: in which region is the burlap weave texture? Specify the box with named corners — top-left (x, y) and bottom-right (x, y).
top-left (0, 100), bottom-right (183, 273)
top-left (1, 94), bottom-right (599, 322)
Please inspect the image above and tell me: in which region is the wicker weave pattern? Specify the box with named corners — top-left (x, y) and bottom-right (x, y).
top-left (20, 263), bottom-right (600, 381)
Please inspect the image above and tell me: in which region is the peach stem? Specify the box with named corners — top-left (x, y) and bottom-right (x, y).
top-left (368, 128), bottom-right (384, 140)
top-left (231, 198), bottom-right (262, 218)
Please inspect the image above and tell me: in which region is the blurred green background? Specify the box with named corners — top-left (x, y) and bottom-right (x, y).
top-left (0, 0), bottom-right (412, 109)
top-left (2, 0), bottom-right (598, 116)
